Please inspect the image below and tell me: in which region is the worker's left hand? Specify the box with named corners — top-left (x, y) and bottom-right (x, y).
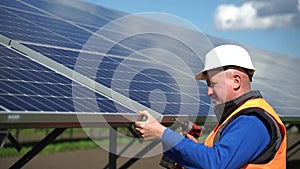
top-left (135, 110), bottom-right (166, 140)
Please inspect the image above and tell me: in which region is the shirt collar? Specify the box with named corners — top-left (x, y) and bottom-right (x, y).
top-left (214, 90), bottom-right (262, 124)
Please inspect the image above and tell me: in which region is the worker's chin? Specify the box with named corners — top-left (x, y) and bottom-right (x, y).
top-left (213, 101), bottom-right (223, 106)
top-left (212, 100), bottom-right (218, 105)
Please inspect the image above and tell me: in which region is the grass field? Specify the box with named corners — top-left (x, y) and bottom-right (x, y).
top-left (0, 127), bottom-right (156, 157)
top-left (1, 127), bottom-right (300, 169)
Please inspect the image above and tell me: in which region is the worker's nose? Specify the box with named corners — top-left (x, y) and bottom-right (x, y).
top-left (207, 87), bottom-right (213, 97)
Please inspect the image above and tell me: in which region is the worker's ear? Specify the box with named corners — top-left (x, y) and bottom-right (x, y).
top-left (232, 73), bottom-right (241, 90)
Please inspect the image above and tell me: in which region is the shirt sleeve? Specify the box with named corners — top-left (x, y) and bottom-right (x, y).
top-left (161, 115), bottom-right (270, 169)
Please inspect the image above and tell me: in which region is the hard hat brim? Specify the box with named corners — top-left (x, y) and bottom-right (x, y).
top-left (195, 70), bottom-right (206, 80)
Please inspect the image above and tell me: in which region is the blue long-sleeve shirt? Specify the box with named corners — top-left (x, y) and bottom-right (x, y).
top-left (162, 115), bottom-right (270, 169)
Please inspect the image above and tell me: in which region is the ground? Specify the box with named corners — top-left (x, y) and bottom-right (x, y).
top-left (1, 132), bottom-right (299, 169)
top-left (1, 148), bottom-right (163, 169)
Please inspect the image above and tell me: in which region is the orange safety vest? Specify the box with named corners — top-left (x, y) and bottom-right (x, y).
top-left (204, 98), bottom-right (286, 169)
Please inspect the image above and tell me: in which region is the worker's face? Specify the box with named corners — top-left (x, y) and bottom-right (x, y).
top-left (205, 70), bottom-right (233, 106)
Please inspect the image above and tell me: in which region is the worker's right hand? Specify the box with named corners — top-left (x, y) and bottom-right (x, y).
top-left (135, 110), bottom-right (166, 140)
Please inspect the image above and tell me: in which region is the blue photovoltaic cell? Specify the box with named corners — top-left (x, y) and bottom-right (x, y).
top-left (0, 44), bottom-right (135, 113)
top-left (0, 45), bottom-right (74, 111)
top-left (0, 0), bottom-right (45, 15)
top-left (0, 0), bottom-right (127, 49)
top-left (22, 44), bottom-right (81, 69)
top-left (0, 7), bottom-right (84, 49)
top-left (21, 0), bottom-right (124, 27)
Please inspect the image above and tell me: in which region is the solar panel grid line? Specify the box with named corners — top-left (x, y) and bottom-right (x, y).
top-left (18, 0), bottom-right (115, 27)
top-left (0, 98), bottom-right (24, 112)
top-left (0, 105), bottom-right (10, 112)
top-left (0, 0), bottom-right (46, 15)
top-left (0, 43), bottom-right (95, 113)
top-left (2, 8), bottom-right (97, 50)
top-left (254, 80), bottom-right (300, 102)
top-left (0, 80), bottom-right (72, 101)
top-left (101, 40), bottom-right (200, 82)
top-left (250, 50), bottom-right (300, 77)
top-left (0, 94), bottom-right (41, 111)
top-left (0, 3), bottom-right (52, 19)
top-left (94, 62), bottom-right (211, 109)
top-left (4, 37), bottom-right (164, 121)
top-left (95, 56), bottom-right (212, 108)
top-left (49, 0), bottom-right (127, 22)
top-left (18, 42), bottom-right (168, 66)
top-left (0, 8), bottom-right (63, 45)
top-left (0, 68), bottom-right (69, 91)
top-left (1, 74), bottom-right (73, 110)
top-left (19, 41), bottom-right (202, 80)
top-left (1, 62), bottom-right (63, 84)
top-left (4, 93), bottom-right (70, 111)
top-left (13, 0), bottom-right (110, 51)
top-left (0, 7), bottom-right (86, 49)
top-left (85, 35), bottom-right (199, 61)
top-left (7, 1), bottom-right (81, 28)
top-left (99, 32), bottom-right (200, 81)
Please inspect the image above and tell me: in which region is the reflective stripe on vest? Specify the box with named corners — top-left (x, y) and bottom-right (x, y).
top-left (204, 98), bottom-right (286, 169)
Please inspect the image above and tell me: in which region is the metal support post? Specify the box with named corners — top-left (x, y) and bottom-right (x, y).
top-left (108, 127), bottom-right (117, 169)
top-left (119, 140), bottom-right (160, 169)
top-left (9, 128), bottom-right (66, 169)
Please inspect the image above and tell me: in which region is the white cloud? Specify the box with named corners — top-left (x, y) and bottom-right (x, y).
top-left (214, 0), bottom-right (300, 30)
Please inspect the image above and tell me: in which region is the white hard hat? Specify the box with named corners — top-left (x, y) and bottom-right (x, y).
top-left (195, 44), bottom-right (255, 80)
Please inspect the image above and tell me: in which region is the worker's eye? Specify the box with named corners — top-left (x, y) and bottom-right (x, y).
top-left (210, 82), bottom-right (217, 88)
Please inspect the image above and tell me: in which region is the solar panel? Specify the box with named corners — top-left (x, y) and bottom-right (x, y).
top-left (0, 42), bottom-right (146, 126)
top-left (248, 48), bottom-right (300, 120)
top-left (0, 0), bottom-right (300, 130)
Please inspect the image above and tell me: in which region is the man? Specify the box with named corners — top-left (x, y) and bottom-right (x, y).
top-left (135, 44), bottom-right (286, 169)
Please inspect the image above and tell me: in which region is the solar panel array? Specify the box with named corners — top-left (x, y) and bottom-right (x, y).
top-left (0, 0), bottom-right (299, 128)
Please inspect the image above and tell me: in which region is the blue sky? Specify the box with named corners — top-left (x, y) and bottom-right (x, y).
top-left (82, 0), bottom-right (300, 58)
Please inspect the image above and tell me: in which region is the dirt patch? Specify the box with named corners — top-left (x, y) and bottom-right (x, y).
top-left (0, 148), bottom-right (163, 169)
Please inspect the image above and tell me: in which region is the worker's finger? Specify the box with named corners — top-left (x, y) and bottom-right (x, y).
top-left (134, 121), bottom-right (142, 128)
top-left (134, 126), bottom-right (142, 133)
top-left (138, 110), bottom-right (154, 121)
top-left (186, 133), bottom-right (199, 143)
top-left (135, 110), bottom-right (148, 127)
top-left (135, 120), bottom-right (149, 129)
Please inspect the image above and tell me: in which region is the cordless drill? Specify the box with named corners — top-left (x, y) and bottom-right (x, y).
top-left (159, 121), bottom-right (202, 169)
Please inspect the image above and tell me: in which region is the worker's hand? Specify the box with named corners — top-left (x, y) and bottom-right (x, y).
top-left (135, 110), bottom-right (166, 140)
top-left (185, 133), bottom-right (199, 143)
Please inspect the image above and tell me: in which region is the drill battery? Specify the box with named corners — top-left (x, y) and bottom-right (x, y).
top-left (159, 121), bottom-right (202, 169)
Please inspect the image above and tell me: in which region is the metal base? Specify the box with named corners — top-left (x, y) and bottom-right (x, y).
top-left (9, 128), bottom-right (66, 169)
